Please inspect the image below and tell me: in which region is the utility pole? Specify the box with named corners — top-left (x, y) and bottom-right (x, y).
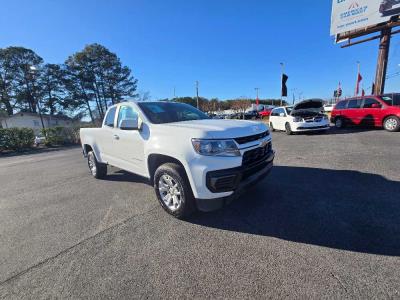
top-left (195, 81), bottom-right (199, 110)
top-left (173, 87), bottom-right (176, 101)
top-left (255, 87), bottom-right (260, 110)
top-left (375, 28), bottom-right (391, 95)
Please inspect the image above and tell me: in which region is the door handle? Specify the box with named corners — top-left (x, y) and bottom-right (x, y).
top-left (113, 134), bottom-right (120, 140)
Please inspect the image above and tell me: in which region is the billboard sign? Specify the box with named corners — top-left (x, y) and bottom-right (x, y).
top-left (331, 0), bottom-right (400, 36)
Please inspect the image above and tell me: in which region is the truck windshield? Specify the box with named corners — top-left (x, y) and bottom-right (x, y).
top-left (137, 102), bottom-right (209, 124)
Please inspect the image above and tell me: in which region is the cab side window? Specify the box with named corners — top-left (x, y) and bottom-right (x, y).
top-left (117, 106), bottom-right (138, 128)
top-left (104, 107), bottom-right (117, 127)
top-left (363, 98), bottom-right (381, 108)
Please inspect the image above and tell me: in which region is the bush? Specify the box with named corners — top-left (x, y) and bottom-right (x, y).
top-left (0, 128), bottom-right (35, 151)
top-left (41, 126), bottom-right (81, 146)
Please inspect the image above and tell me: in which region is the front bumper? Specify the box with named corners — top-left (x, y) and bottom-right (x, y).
top-left (292, 121), bottom-right (330, 131)
top-left (195, 150), bottom-right (275, 212)
top-left (295, 124), bottom-right (330, 131)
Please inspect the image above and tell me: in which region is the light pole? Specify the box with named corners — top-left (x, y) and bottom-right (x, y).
top-left (195, 81), bottom-right (199, 110)
top-left (28, 66), bottom-right (46, 132)
top-left (291, 88), bottom-right (297, 104)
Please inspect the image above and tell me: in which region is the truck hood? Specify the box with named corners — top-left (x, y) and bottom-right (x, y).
top-left (291, 99), bottom-right (324, 116)
top-left (158, 119), bottom-right (269, 139)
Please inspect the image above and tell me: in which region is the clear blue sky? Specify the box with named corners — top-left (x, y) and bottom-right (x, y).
top-left (2, 0), bottom-right (400, 101)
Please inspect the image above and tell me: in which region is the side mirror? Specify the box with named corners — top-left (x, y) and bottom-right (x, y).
top-left (120, 118), bottom-right (138, 130)
top-left (371, 103), bottom-right (381, 108)
top-left (279, 113), bottom-right (285, 117)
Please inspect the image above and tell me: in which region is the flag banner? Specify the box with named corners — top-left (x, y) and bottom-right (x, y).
top-left (281, 74), bottom-right (288, 97)
top-left (356, 73), bottom-right (363, 96)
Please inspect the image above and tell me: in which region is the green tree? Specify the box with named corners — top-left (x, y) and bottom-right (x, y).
top-left (0, 48), bottom-right (15, 116)
top-left (8, 47), bottom-right (44, 113)
top-left (39, 64), bottom-right (66, 115)
top-left (64, 43), bottom-right (138, 120)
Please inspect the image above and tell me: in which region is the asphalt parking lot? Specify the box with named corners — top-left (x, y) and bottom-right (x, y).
top-left (1, 128), bottom-right (400, 299)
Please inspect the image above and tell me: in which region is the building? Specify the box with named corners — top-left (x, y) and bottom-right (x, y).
top-left (0, 112), bottom-right (73, 134)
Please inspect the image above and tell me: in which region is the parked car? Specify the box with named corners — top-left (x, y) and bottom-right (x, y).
top-left (244, 110), bottom-right (259, 120)
top-left (34, 135), bottom-right (46, 146)
top-left (269, 100), bottom-right (330, 135)
top-left (323, 104), bottom-right (334, 113)
top-left (331, 95), bottom-right (400, 132)
top-left (380, 0), bottom-right (400, 16)
top-left (80, 101), bottom-right (275, 219)
top-left (258, 108), bottom-right (272, 119)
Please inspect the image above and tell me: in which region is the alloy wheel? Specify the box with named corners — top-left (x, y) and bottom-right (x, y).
top-left (158, 174), bottom-right (183, 212)
top-left (385, 118), bottom-right (398, 131)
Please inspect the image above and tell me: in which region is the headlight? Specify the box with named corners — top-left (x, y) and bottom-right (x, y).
top-left (191, 139), bottom-right (241, 157)
top-left (293, 116), bottom-right (303, 122)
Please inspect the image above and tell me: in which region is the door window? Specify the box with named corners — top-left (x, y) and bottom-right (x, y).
top-left (104, 107), bottom-right (117, 127)
top-left (117, 106), bottom-right (138, 128)
top-left (363, 98), bottom-right (381, 108)
top-left (271, 109), bottom-right (279, 117)
top-left (347, 99), bottom-right (362, 109)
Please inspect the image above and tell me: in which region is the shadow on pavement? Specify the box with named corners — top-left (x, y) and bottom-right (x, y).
top-left (189, 166), bottom-right (400, 256)
top-left (323, 127), bottom-right (383, 135)
top-left (0, 145), bottom-right (80, 158)
top-left (103, 169), bottom-right (150, 184)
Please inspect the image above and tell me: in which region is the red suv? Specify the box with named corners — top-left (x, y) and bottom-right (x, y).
top-left (331, 95), bottom-right (400, 132)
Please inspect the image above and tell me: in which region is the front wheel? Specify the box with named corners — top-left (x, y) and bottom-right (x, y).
top-left (154, 163), bottom-right (195, 219)
top-left (335, 117), bottom-right (345, 129)
top-left (87, 151), bottom-right (107, 179)
top-left (383, 116), bottom-right (400, 132)
top-left (270, 123), bottom-right (275, 132)
top-left (285, 122), bottom-right (293, 135)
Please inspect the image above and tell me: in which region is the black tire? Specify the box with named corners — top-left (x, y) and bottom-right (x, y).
top-left (270, 123), bottom-right (275, 132)
top-left (285, 122), bottom-right (292, 135)
top-left (335, 117), bottom-right (345, 129)
top-left (87, 151), bottom-right (107, 179)
top-left (154, 163), bottom-right (195, 219)
top-left (383, 116), bottom-right (400, 132)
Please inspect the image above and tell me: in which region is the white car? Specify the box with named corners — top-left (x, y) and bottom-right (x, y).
top-left (80, 101), bottom-right (275, 219)
top-left (323, 104), bottom-right (334, 113)
top-left (269, 100), bottom-right (330, 135)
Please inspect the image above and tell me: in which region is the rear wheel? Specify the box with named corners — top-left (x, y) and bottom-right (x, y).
top-left (87, 151), bottom-right (107, 179)
top-left (335, 117), bottom-right (345, 129)
top-left (383, 116), bottom-right (400, 132)
top-left (154, 163), bottom-right (195, 219)
top-left (285, 122), bottom-right (292, 135)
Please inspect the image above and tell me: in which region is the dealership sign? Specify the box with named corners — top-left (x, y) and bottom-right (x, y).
top-left (331, 0), bottom-right (400, 35)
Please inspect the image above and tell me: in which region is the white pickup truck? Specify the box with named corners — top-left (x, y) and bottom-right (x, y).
top-left (80, 101), bottom-right (274, 218)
